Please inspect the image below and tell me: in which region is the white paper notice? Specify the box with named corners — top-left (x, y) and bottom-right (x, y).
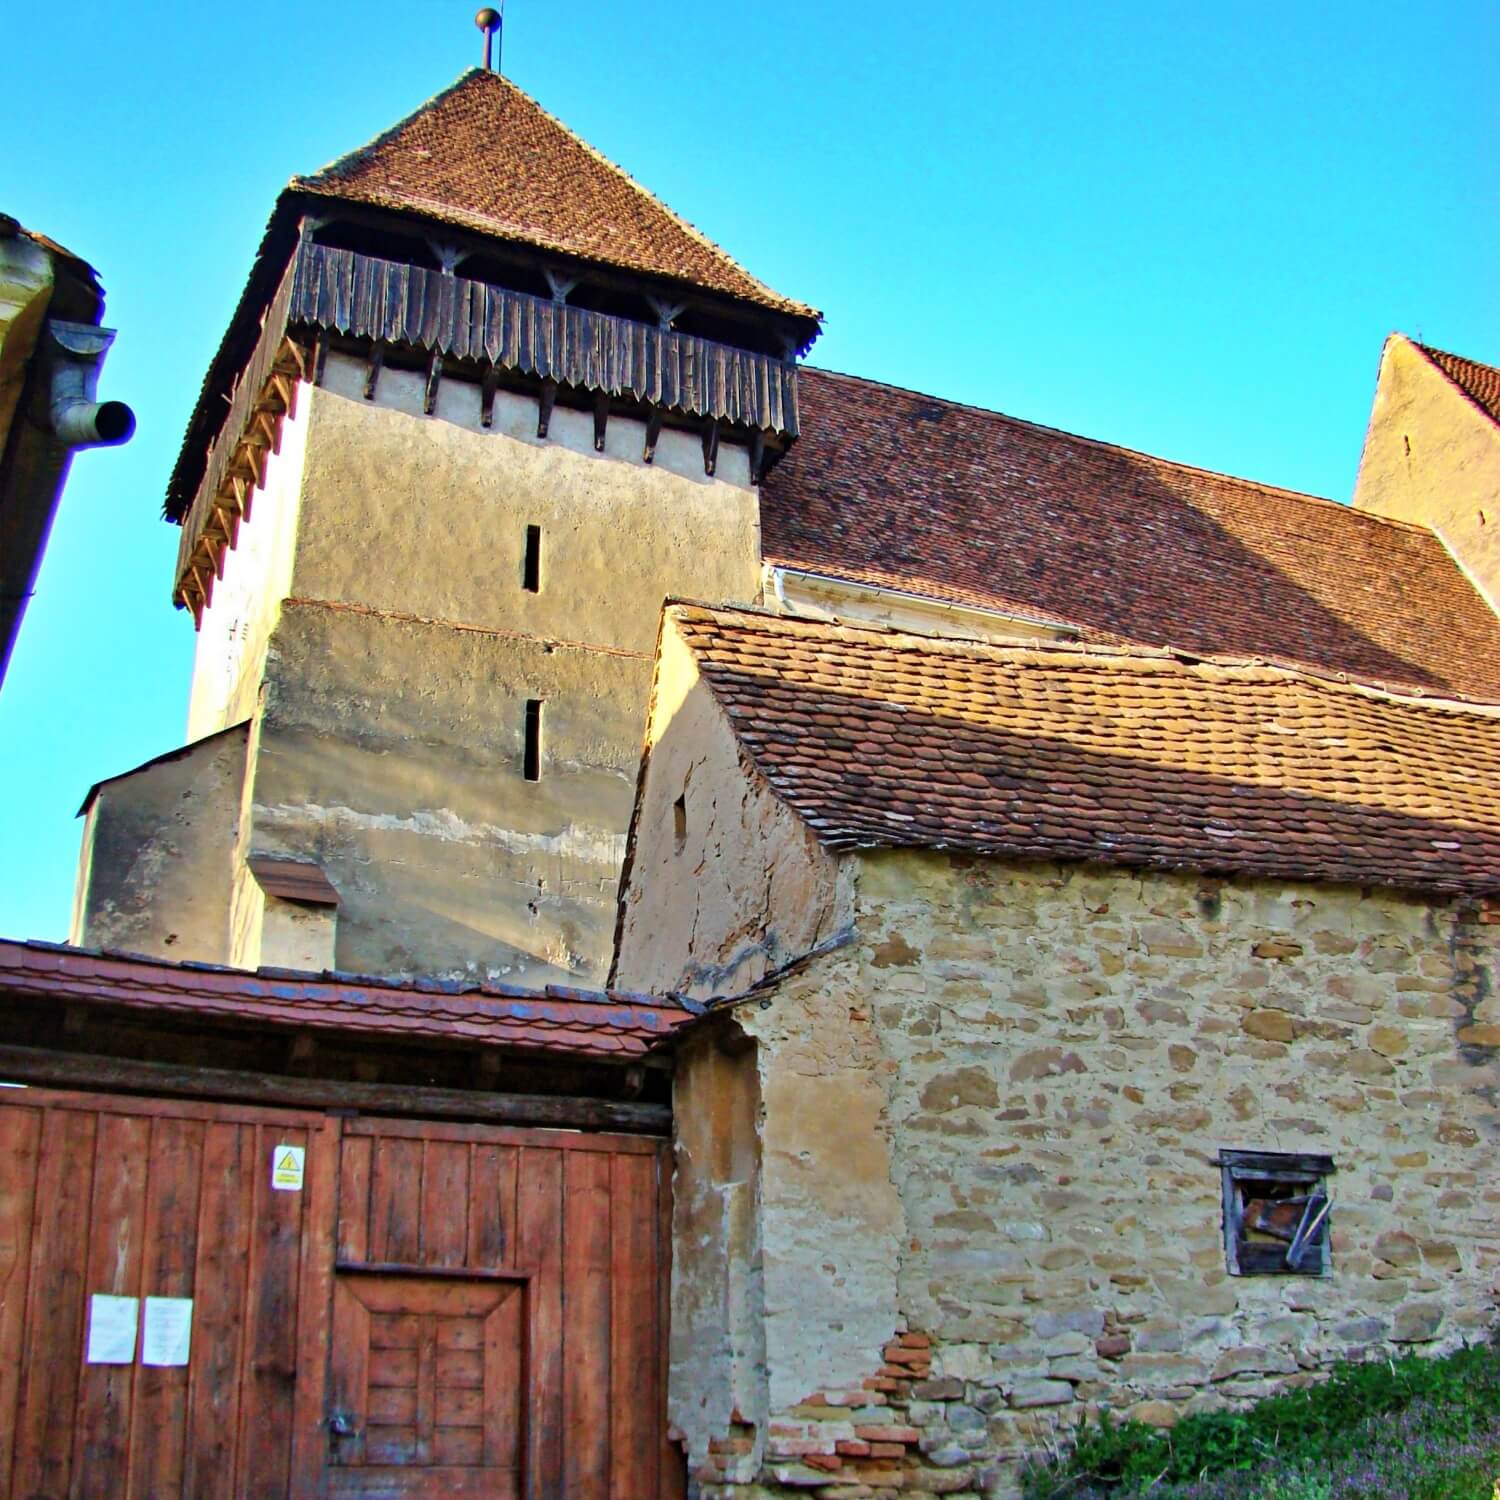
top-left (141, 1296), bottom-right (193, 1367)
top-left (271, 1143), bottom-right (305, 1191)
top-left (86, 1294), bottom-right (139, 1364)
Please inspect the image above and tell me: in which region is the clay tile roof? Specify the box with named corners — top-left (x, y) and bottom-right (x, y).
top-left (291, 68), bottom-right (817, 321)
top-left (0, 939), bottom-right (696, 1062)
top-left (669, 602), bottom-right (1500, 897)
top-left (1412, 339), bottom-right (1500, 429)
top-left (761, 368), bottom-right (1500, 700)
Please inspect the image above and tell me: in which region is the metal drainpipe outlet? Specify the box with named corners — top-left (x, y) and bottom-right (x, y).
top-left (44, 319), bottom-right (135, 448)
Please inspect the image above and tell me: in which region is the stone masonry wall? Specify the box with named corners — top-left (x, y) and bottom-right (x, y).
top-left (686, 851), bottom-right (1500, 1499)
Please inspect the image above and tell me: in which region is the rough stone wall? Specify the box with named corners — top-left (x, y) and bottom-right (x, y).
top-left (681, 850), bottom-right (1500, 1498)
top-left (71, 724), bottom-right (248, 961)
top-left (1354, 335), bottom-right (1500, 615)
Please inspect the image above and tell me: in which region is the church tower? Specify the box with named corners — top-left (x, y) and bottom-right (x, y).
top-left (73, 64), bottom-right (819, 984)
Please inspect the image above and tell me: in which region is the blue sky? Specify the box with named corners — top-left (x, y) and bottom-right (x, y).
top-left (3, 1), bottom-right (1496, 942)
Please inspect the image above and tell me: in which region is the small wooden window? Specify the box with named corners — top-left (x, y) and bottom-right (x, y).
top-left (1221, 1150), bottom-right (1334, 1276)
top-left (523, 699), bottom-right (542, 782)
top-left (523, 525), bottom-right (541, 593)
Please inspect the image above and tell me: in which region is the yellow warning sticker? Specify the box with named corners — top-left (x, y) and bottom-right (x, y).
top-left (271, 1144), bottom-right (306, 1191)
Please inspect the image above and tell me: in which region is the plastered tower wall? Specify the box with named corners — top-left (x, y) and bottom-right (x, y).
top-left (211, 352), bottom-right (763, 982)
top-left (1354, 336), bottom-right (1500, 614)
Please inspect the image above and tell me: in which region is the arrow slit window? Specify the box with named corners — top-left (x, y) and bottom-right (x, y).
top-left (1221, 1150), bottom-right (1334, 1276)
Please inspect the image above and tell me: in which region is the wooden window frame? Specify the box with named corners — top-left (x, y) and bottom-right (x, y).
top-left (1220, 1149), bottom-right (1334, 1277)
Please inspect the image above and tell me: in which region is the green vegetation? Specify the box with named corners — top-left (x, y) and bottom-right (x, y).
top-left (1020, 1338), bottom-right (1500, 1500)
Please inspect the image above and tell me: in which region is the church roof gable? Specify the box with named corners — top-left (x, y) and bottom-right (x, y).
top-left (667, 602), bottom-right (1500, 897)
top-left (292, 69), bottom-right (818, 320)
top-left (1411, 339), bottom-right (1500, 429)
top-left (760, 367), bottom-right (1500, 700)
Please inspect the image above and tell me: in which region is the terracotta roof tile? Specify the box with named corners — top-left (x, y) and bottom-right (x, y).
top-left (292, 69), bottom-right (817, 320)
top-left (670, 602), bottom-right (1500, 896)
top-left (761, 368), bottom-right (1500, 699)
top-left (0, 940), bottom-right (695, 1061)
top-left (1413, 340), bottom-right (1500, 429)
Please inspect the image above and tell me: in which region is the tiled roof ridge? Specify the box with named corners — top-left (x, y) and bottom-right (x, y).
top-left (293, 70), bottom-right (476, 183)
top-left (801, 365), bottom-right (1437, 539)
top-left (1, 935), bottom-right (694, 1013)
top-left (667, 599), bottom-right (1500, 718)
top-left (1407, 335), bottom-right (1500, 429)
top-left (294, 68), bottom-right (819, 321)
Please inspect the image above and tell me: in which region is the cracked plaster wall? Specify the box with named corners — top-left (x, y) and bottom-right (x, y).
top-left (614, 616), bottom-right (851, 1000)
top-left (71, 725), bottom-right (248, 961)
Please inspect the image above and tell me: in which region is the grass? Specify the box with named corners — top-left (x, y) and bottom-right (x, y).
top-left (1020, 1336), bottom-right (1500, 1499)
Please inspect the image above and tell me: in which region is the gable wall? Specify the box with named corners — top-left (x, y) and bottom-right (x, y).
top-left (613, 619), bottom-right (851, 1000)
top-left (681, 849), bottom-right (1500, 1496)
top-left (1354, 337), bottom-right (1500, 615)
top-left (71, 725), bottom-right (248, 961)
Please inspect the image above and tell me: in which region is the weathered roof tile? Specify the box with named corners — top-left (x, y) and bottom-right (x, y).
top-left (762, 368), bottom-right (1500, 699)
top-left (293, 69), bottom-right (817, 320)
top-left (0, 939), bottom-right (693, 1061)
top-left (670, 602), bottom-right (1500, 896)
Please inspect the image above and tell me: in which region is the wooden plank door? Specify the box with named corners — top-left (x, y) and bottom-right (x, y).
top-left (326, 1117), bottom-right (679, 1500)
top-left (0, 1087), bottom-right (334, 1500)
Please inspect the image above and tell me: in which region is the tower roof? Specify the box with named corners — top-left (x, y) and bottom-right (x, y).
top-left (292, 69), bottom-right (818, 321)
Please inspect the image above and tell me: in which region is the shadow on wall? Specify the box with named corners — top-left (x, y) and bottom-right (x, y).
top-left (764, 372), bottom-right (1500, 698)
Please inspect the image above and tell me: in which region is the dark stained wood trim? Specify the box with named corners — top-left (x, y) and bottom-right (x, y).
top-left (593, 390), bottom-right (610, 452)
top-left (643, 406), bottom-right (663, 465)
top-left (537, 378), bottom-right (557, 439)
top-left (334, 1261), bottom-right (530, 1282)
top-left (423, 349), bottom-right (444, 415)
top-left (0, 1046), bottom-right (671, 1136)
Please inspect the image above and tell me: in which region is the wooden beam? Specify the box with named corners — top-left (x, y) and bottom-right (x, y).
top-left (647, 297), bottom-right (686, 330)
top-left (643, 406), bottom-right (663, 465)
top-left (536, 378), bottom-right (557, 439)
top-left (0, 1045), bottom-right (672, 1136)
top-left (593, 390), bottom-right (609, 452)
top-left (312, 330), bottom-right (329, 387)
top-left (363, 346), bottom-right (384, 402)
top-left (543, 268), bottom-right (578, 303)
top-left (702, 417), bottom-right (720, 477)
top-left (480, 367), bottom-right (500, 428)
top-left (233, 474), bottom-right (253, 524)
top-left (423, 350), bottom-right (444, 415)
top-left (749, 429), bottom-right (767, 485)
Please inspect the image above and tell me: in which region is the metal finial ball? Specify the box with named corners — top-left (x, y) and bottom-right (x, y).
top-left (475, 8), bottom-right (500, 31)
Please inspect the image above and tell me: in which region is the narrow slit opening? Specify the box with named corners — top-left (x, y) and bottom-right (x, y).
top-left (524, 699), bottom-right (542, 782)
top-left (673, 794), bottom-right (687, 854)
top-left (523, 525), bottom-right (541, 593)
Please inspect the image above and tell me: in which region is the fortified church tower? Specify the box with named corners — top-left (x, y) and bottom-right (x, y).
top-left (74, 59), bottom-right (820, 984)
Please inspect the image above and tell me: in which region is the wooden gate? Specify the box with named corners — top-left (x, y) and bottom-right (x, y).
top-left (0, 1087), bottom-right (677, 1499)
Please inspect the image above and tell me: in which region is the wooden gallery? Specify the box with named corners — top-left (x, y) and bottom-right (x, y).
top-left (5, 46), bottom-right (1500, 1500)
